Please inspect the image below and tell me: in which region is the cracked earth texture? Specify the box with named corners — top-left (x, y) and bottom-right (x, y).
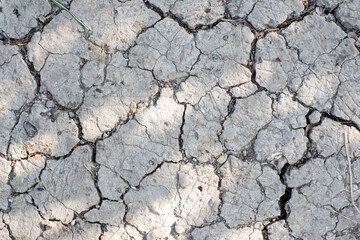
top-left (0, 0), bottom-right (360, 239)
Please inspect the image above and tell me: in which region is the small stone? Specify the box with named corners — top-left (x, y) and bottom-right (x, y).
top-left (130, 101), bottom-right (137, 115)
top-left (41, 219), bottom-right (57, 228)
top-left (45, 100), bottom-right (55, 108)
top-left (309, 111), bottom-right (321, 124)
top-left (146, 227), bottom-right (171, 240)
top-left (174, 219), bottom-right (188, 234)
top-left (23, 121), bottom-right (37, 138)
top-left (178, 173), bottom-right (189, 189)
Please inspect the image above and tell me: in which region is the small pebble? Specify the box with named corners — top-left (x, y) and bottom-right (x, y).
top-left (23, 121), bottom-right (38, 138)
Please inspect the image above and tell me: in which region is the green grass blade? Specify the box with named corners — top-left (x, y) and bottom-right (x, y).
top-left (50, 0), bottom-right (90, 34)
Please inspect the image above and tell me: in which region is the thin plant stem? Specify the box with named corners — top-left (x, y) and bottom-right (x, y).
top-left (324, 128), bottom-right (360, 225)
top-left (50, 0), bottom-right (90, 34)
top-left (344, 128), bottom-right (360, 216)
top-left (324, 206), bottom-right (360, 225)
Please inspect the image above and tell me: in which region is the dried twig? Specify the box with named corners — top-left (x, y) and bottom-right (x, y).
top-left (344, 128), bottom-right (360, 216)
top-left (324, 206), bottom-right (360, 225)
top-left (325, 128), bottom-right (360, 225)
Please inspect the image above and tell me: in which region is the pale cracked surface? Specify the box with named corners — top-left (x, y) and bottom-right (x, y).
top-left (8, 101), bottom-right (78, 159)
top-left (1, 0), bottom-right (360, 239)
top-left (0, 0), bottom-right (51, 38)
top-left (0, 43), bottom-right (36, 155)
top-left (219, 156), bottom-right (285, 227)
top-left (248, 0), bottom-right (304, 30)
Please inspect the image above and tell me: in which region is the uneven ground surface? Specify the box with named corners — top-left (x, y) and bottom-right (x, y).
top-left (0, 0), bottom-right (360, 239)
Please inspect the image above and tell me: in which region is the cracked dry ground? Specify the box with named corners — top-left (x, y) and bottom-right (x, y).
top-left (1, 0), bottom-right (360, 240)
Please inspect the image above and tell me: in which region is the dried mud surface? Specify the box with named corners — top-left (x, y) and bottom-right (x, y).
top-left (0, 0), bottom-right (360, 239)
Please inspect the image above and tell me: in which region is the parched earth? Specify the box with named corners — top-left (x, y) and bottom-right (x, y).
top-left (0, 0), bottom-right (360, 239)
